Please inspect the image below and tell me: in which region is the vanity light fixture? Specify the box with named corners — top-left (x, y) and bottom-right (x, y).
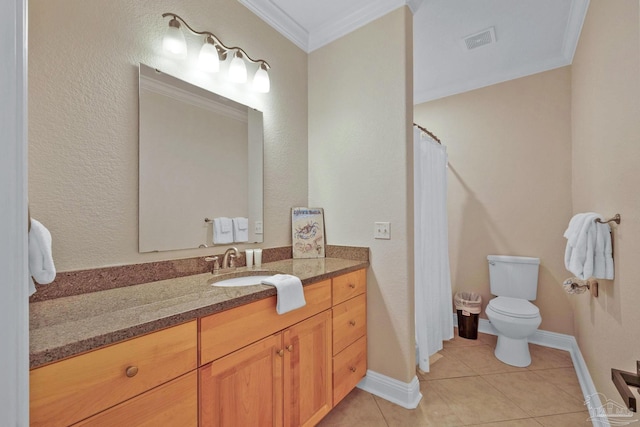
top-left (162, 16), bottom-right (187, 57)
top-left (228, 51), bottom-right (248, 83)
top-left (161, 13), bottom-right (271, 93)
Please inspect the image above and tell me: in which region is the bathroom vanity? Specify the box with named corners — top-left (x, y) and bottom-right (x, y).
top-left (29, 258), bottom-right (367, 426)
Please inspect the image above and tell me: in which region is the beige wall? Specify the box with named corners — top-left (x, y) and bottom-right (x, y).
top-left (29, 0), bottom-right (308, 271)
top-left (309, 8), bottom-right (415, 383)
top-left (415, 67), bottom-right (574, 335)
top-left (571, 0), bottom-right (640, 407)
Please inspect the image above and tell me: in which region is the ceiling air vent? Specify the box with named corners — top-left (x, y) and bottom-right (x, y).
top-left (463, 27), bottom-right (496, 50)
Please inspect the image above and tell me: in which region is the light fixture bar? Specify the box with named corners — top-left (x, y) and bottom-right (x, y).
top-left (161, 13), bottom-right (271, 70)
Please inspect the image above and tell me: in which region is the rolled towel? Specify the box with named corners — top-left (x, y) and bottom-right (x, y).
top-left (261, 274), bottom-right (306, 314)
top-left (213, 217), bottom-right (233, 244)
top-left (29, 219), bottom-right (56, 295)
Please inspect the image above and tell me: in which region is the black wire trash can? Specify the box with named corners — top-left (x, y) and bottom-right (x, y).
top-left (454, 292), bottom-right (482, 340)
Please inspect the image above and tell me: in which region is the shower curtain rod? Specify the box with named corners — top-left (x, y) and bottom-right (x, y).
top-left (413, 123), bottom-right (441, 144)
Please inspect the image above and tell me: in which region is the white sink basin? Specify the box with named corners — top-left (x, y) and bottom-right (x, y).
top-left (211, 275), bottom-right (273, 287)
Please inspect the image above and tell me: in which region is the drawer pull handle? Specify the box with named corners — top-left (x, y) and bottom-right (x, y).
top-left (286, 345), bottom-right (293, 352)
top-left (349, 366), bottom-right (357, 373)
top-left (277, 349), bottom-right (284, 357)
top-left (125, 366), bottom-right (139, 378)
top-left (348, 283), bottom-right (356, 289)
top-left (349, 320), bottom-right (356, 326)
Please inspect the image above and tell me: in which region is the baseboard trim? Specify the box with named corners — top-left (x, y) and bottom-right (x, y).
top-left (452, 313), bottom-right (609, 426)
top-left (357, 370), bottom-right (422, 409)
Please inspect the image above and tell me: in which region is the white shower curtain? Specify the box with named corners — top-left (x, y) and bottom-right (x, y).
top-left (414, 127), bottom-right (453, 373)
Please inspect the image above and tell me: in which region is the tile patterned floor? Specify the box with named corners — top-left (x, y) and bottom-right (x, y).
top-left (318, 332), bottom-right (594, 426)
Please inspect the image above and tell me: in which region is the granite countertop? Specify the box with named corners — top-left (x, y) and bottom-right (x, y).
top-left (29, 257), bottom-right (368, 369)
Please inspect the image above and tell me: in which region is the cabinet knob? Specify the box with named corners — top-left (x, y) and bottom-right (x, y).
top-left (277, 349), bottom-right (284, 357)
top-left (349, 320), bottom-right (356, 327)
top-left (125, 366), bottom-right (139, 378)
top-left (349, 366), bottom-right (357, 373)
top-left (286, 345), bottom-right (293, 352)
top-left (348, 283), bottom-right (356, 289)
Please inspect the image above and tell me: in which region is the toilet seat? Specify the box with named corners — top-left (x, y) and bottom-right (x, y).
top-left (488, 297), bottom-right (539, 319)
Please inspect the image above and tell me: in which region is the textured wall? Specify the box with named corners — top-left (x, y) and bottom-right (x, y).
top-left (571, 0), bottom-right (640, 411)
top-left (29, 0), bottom-right (308, 271)
top-left (415, 67), bottom-right (574, 335)
top-left (309, 8), bottom-right (415, 383)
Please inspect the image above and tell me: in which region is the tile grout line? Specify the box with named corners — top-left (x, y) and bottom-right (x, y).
top-left (369, 390), bottom-right (392, 427)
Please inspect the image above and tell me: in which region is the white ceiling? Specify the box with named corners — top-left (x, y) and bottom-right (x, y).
top-left (239, 0), bottom-right (590, 104)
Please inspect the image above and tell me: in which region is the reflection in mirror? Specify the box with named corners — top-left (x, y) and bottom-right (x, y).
top-left (138, 64), bottom-right (263, 252)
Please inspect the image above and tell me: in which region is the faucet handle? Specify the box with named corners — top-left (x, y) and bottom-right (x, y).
top-left (205, 256), bottom-right (220, 273)
top-left (229, 254), bottom-right (237, 269)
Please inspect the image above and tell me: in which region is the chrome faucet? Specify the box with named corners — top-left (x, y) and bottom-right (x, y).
top-left (222, 247), bottom-right (239, 269)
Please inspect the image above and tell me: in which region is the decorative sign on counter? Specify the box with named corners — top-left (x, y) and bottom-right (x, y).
top-left (292, 207), bottom-right (325, 259)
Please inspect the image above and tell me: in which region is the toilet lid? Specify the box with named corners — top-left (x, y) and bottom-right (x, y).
top-left (489, 297), bottom-right (540, 319)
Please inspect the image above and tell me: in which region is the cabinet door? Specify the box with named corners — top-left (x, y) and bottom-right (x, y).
top-left (73, 371), bottom-right (197, 427)
top-left (283, 311), bottom-right (332, 427)
top-left (200, 334), bottom-right (283, 427)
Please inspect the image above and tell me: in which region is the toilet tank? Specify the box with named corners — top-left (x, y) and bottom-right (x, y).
top-left (487, 255), bottom-right (540, 300)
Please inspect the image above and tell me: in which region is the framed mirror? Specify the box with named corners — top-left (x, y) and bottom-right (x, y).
top-left (138, 64), bottom-right (263, 252)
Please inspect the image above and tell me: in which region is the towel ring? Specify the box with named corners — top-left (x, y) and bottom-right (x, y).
top-left (595, 214), bottom-right (621, 225)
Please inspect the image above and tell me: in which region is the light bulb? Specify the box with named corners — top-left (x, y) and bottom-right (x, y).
top-left (228, 52), bottom-right (247, 83)
top-left (163, 18), bottom-right (187, 57)
top-left (252, 64), bottom-right (270, 93)
top-left (198, 37), bottom-right (220, 72)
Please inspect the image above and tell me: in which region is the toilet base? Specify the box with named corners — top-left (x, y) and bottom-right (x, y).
top-left (494, 335), bottom-right (532, 367)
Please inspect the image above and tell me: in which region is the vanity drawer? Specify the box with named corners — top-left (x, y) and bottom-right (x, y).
top-left (73, 371), bottom-right (198, 427)
top-left (200, 279), bottom-right (331, 365)
top-left (332, 269), bottom-right (366, 305)
top-left (333, 335), bottom-right (367, 406)
top-left (30, 320), bottom-right (197, 427)
top-left (332, 293), bottom-right (367, 355)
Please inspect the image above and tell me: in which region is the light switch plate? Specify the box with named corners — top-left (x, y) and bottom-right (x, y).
top-left (254, 221), bottom-right (263, 234)
top-left (374, 222), bottom-right (390, 239)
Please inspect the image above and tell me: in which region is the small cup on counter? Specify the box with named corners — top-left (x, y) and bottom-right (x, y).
top-left (254, 249), bottom-right (262, 268)
top-left (245, 250), bottom-right (254, 268)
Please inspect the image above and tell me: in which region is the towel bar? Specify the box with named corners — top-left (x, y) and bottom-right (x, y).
top-left (595, 214), bottom-right (621, 225)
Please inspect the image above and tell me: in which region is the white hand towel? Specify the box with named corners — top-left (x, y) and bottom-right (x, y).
top-left (594, 222), bottom-right (614, 280)
top-left (232, 217), bottom-right (249, 243)
top-left (567, 213), bottom-right (598, 279)
top-left (261, 274), bottom-right (306, 314)
top-left (563, 213), bottom-right (590, 272)
top-left (213, 217), bottom-right (233, 244)
top-left (29, 219), bottom-right (56, 295)
top-left (564, 213), bottom-right (614, 280)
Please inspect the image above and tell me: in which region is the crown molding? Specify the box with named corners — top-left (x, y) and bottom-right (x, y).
top-left (414, 54), bottom-right (572, 105)
top-left (308, 0), bottom-right (410, 52)
top-left (239, 0), bottom-right (422, 53)
top-left (562, 0), bottom-right (590, 62)
top-left (238, 0), bottom-right (309, 51)
top-left (415, 0), bottom-right (588, 105)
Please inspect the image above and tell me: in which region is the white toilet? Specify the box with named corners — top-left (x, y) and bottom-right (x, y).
top-left (485, 255), bottom-right (542, 367)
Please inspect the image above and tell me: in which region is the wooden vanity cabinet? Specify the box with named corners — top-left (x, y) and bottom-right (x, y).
top-left (199, 281), bottom-right (333, 427)
top-left (331, 269), bottom-right (367, 406)
top-left (30, 268), bottom-right (367, 427)
top-left (29, 320), bottom-right (198, 427)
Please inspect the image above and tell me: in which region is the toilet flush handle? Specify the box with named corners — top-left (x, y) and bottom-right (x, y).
top-left (489, 261), bottom-right (495, 266)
